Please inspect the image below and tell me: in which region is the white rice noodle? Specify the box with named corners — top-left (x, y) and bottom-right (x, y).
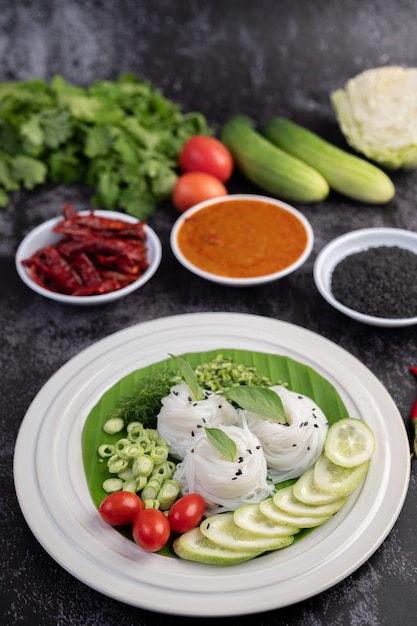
top-left (243, 385), bottom-right (329, 483)
top-left (173, 419), bottom-right (274, 514)
top-left (156, 382), bottom-right (240, 459)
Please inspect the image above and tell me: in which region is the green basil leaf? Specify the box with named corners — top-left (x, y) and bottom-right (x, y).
top-left (169, 354), bottom-right (205, 401)
top-left (205, 427), bottom-right (237, 462)
top-left (224, 385), bottom-right (287, 422)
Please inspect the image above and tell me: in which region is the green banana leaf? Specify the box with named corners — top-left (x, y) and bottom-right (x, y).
top-left (82, 348), bottom-right (349, 512)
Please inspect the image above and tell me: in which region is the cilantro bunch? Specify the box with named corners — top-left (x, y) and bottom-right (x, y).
top-left (0, 74), bottom-right (211, 218)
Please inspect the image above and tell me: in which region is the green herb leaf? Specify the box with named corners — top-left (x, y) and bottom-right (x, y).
top-left (225, 385), bottom-right (287, 422)
top-left (169, 354), bottom-right (206, 401)
top-left (205, 427), bottom-right (237, 462)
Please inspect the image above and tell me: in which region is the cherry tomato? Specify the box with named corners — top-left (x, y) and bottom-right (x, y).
top-left (179, 135), bottom-right (234, 182)
top-left (167, 494), bottom-right (206, 533)
top-left (98, 492), bottom-right (144, 526)
top-left (172, 172), bottom-right (227, 213)
top-left (132, 508), bottom-right (171, 552)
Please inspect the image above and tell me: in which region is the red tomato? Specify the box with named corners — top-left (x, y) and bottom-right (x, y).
top-left (98, 492), bottom-right (144, 526)
top-left (172, 172), bottom-right (227, 213)
top-left (179, 135), bottom-right (234, 182)
top-left (132, 508), bottom-right (171, 552)
top-left (167, 494), bottom-right (206, 533)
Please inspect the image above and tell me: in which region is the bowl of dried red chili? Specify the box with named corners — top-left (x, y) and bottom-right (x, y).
top-left (314, 227), bottom-right (417, 327)
top-left (15, 205), bottom-right (162, 305)
top-left (170, 194), bottom-right (314, 286)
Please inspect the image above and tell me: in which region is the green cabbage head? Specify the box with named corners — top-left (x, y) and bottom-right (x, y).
top-left (331, 66), bottom-right (417, 170)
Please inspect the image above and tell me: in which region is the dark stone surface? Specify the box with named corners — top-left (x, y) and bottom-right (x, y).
top-left (1, 1), bottom-right (417, 624)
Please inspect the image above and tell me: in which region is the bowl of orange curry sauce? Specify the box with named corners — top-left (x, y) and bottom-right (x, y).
top-left (170, 194), bottom-right (314, 286)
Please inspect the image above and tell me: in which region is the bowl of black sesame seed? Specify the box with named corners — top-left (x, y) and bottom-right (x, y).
top-left (313, 228), bottom-right (417, 327)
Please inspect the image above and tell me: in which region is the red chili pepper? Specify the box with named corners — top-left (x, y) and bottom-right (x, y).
top-left (410, 366), bottom-right (417, 456)
top-left (21, 205), bottom-right (149, 296)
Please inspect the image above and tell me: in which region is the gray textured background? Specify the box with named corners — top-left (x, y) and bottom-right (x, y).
top-left (1, 1), bottom-right (417, 624)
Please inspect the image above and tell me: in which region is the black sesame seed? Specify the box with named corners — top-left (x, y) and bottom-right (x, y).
top-left (235, 469), bottom-right (243, 476)
top-left (191, 430), bottom-right (195, 437)
top-left (292, 443), bottom-right (297, 447)
top-left (196, 424), bottom-right (202, 428)
top-left (331, 245), bottom-right (417, 318)
top-left (238, 457), bottom-right (244, 463)
top-left (188, 396), bottom-right (192, 402)
top-left (314, 423), bottom-right (319, 428)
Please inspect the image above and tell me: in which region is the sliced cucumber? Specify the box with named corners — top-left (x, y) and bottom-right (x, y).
top-left (273, 485), bottom-right (347, 518)
top-left (293, 467), bottom-right (349, 505)
top-left (324, 417), bottom-right (376, 468)
top-left (172, 528), bottom-right (261, 564)
top-left (233, 503), bottom-right (300, 537)
top-left (259, 497), bottom-right (331, 528)
top-left (313, 454), bottom-right (369, 496)
top-left (200, 513), bottom-right (295, 552)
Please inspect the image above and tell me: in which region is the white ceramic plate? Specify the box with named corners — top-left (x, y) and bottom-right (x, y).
top-left (13, 313), bottom-right (410, 616)
top-left (314, 227), bottom-right (417, 327)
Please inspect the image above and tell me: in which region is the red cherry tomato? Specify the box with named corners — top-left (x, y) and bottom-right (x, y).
top-left (132, 508), bottom-right (171, 552)
top-left (98, 492), bottom-right (144, 526)
top-left (172, 172), bottom-right (228, 213)
top-left (167, 494), bottom-right (206, 533)
top-left (179, 135), bottom-right (234, 182)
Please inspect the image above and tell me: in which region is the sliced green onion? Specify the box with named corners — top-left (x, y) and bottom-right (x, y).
top-left (127, 421), bottom-right (144, 441)
top-left (137, 436), bottom-right (153, 454)
top-left (114, 438), bottom-right (133, 459)
top-left (151, 461), bottom-right (175, 481)
top-left (122, 478), bottom-right (137, 493)
top-left (136, 475), bottom-right (148, 491)
top-left (98, 444), bottom-right (115, 458)
top-left (103, 417), bottom-right (125, 435)
top-left (150, 445), bottom-right (169, 465)
top-left (143, 499), bottom-right (160, 509)
top-left (102, 478), bottom-right (123, 493)
top-left (157, 479), bottom-right (181, 510)
top-left (141, 478), bottom-right (162, 501)
top-left (133, 454), bottom-right (154, 476)
top-left (108, 458), bottom-right (129, 473)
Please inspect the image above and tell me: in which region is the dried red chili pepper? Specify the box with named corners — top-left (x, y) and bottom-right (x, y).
top-left (21, 205), bottom-right (150, 297)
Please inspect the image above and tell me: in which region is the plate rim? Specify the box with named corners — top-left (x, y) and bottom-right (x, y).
top-left (13, 312), bottom-right (411, 616)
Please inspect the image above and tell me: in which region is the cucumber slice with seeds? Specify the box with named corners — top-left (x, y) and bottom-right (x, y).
top-left (293, 467), bottom-right (349, 505)
top-left (273, 485), bottom-right (347, 518)
top-left (173, 528), bottom-right (261, 564)
top-left (260, 497), bottom-right (331, 528)
top-left (324, 417), bottom-right (376, 468)
top-left (200, 513), bottom-right (295, 552)
top-left (233, 503), bottom-right (300, 537)
top-left (313, 454), bottom-right (369, 497)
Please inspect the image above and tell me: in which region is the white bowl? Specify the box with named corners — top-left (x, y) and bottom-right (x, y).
top-left (170, 194), bottom-right (314, 287)
top-left (313, 227), bottom-right (417, 327)
top-left (15, 210), bottom-right (162, 305)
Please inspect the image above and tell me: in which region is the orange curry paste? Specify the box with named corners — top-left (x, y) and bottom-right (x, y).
top-left (177, 199), bottom-right (308, 278)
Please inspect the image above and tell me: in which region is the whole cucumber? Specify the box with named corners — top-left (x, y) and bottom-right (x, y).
top-left (221, 115), bottom-right (329, 203)
top-left (263, 117), bottom-right (395, 204)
